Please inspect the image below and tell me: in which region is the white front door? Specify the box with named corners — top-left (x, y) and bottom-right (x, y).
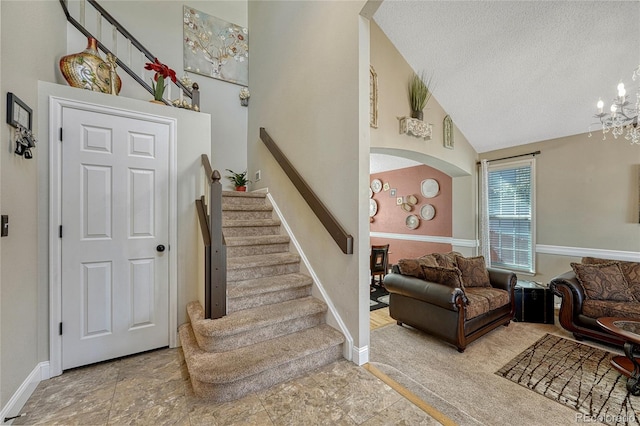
top-left (60, 106), bottom-right (170, 370)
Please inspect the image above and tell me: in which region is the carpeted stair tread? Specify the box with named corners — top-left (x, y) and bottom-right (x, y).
top-left (188, 297), bottom-right (325, 338)
top-left (222, 191), bottom-right (266, 199)
top-left (179, 322), bottom-right (344, 384)
top-left (227, 252), bottom-right (299, 270)
top-left (225, 235), bottom-right (290, 248)
top-left (222, 204), bottom-right (273, 212)
top-left (223, 218), bottom-right (281, 228)
top-left (228, 273), bottom-right (312, 298)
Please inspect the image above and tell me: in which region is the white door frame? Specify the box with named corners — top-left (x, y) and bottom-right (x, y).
top-left (48, 96), bottom-right (178, 377)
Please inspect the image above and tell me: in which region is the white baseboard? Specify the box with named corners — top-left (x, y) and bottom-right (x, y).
top-left (370, 232), bottom-right (477, 248)
top-left (266, 194), bottom-right (355, 361)
top-left (536, 244), bottom-right (640, 262)
top-left (352, 345), bottom-right (369, 366)
top-left (0, 362), bottom-right (49, 423)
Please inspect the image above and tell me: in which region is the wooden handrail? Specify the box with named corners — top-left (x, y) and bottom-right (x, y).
top-left (200, 154), bottom-right (227, 319)
top-left (59, 0), bottom-right (197, 107)
top-left (259, 128), bottom-right (353, 255)
top-left (195, 196), bottom-right (211, 247)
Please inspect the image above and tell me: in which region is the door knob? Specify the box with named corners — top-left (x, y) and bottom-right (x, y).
top-left (156, 244), bottom-right (166, 252)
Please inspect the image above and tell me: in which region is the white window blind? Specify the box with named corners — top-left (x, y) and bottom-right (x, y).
top-left (487, 159), bottom-right (535, 273)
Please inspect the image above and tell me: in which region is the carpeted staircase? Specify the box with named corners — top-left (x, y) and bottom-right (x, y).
top-left (179, 191), bottom-right (344, 402)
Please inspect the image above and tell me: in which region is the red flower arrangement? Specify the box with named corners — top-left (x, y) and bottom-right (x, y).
top-left (144, 58), bottom-right (177, 101)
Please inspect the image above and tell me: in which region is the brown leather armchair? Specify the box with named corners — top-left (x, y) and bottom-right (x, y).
top-left (550, 271), bottom-right (626, 346)
top-left (383, 265), bottom-right (516, 352)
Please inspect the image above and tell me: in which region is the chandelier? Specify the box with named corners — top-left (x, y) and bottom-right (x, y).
top-left (591, 64), bottom-right (640, 144)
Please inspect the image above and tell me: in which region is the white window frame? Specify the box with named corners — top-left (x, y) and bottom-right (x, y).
top-left (487, 158), bottom-right (536, 274)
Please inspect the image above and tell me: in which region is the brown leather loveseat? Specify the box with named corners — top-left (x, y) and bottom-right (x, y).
top-left (550, 257), bottom-right (640, 346)
top-left (383, 252), bottom-right (517, 352)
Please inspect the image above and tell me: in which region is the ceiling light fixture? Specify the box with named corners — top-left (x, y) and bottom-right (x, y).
top-left (591, 64), bottom-right (639, 144)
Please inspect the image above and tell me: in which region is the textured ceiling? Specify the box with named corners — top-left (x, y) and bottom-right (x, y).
top-left (374, 1), bottom-right (640, 153)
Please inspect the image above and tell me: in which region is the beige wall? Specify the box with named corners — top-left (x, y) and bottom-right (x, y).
top-left (0, 1), bottom-right (67, 406)
top-left (369, 21), bottom-right (478, 250)
top-left (481, 132), bottom-right (640, 284)
top-left (369, 22), bottom-right (477, 176)
top-left (72, 0), bottom-right (248, 189)
top-left (247, 1), bottom-right (370, 356)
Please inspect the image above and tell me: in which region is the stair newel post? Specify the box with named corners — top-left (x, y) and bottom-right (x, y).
top-left (210, 169), bottom-right (227, 319)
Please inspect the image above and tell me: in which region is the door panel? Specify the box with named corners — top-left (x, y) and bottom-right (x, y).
top-left (61, 107), bottom-right (169, 370)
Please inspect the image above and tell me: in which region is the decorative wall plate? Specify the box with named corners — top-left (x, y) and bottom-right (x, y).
top-left (406, 214), bottom-right (419, 230)
top-left (406, 195), bottom-right (418, 206)
top-left (369, 199), bottom-right (378, 217)
top-left (420, 204), bottom-right (436, 221)
top-left (369, 187), bottom-right (373, 198)
top-left (421, 179), bottom-right (440, 198)
top-left (383, 182), bottom-right (390, 191)
top-left (371, 179), bottom-right (382, 193)
top-left (401, 203), bottom-right (413, 212)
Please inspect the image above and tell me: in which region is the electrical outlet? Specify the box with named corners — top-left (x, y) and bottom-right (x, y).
top-left (255, 170), bottom-right (261, 181)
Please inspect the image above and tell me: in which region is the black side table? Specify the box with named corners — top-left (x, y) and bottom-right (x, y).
top-left (514, 281), bottom-right (555, 324)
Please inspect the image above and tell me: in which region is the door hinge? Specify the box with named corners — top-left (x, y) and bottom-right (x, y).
top-left (59, 322), bottom-right (63, 335)
top-left (59, 225), bottom-right (62, 238)
top-left (59, 128), bottom-right (63, 141)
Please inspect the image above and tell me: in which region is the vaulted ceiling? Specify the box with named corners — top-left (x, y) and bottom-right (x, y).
top-left (373, 1), bottom-right (640, 153)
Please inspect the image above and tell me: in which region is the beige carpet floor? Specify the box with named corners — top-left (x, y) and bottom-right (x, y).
top-left (369, 320), bottom-right (616, 426)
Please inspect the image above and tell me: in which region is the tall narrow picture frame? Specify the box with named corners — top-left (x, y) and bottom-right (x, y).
top-left (443, 115), bottom-right (453, 149)
top-left (370, 65), bottom-right (378, 128)
top-left (6, 92), bottom-right (32, 130)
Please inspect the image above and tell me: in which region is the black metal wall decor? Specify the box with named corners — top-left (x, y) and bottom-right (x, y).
top-left (6, 92), bottom-right (36, 158)
top-left (6, 92), bottom-right (32, 130)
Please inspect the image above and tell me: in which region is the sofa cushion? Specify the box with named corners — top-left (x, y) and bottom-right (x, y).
top-left (419, 254), bottom-right (439, 267)
top-left (397, 254), bottom-right (447, 279)
top-left (432, 251), bottom-right (463, 269)
top-left (582, 257), bottom-right (640, 301)
top-left (464, 288), bottom-right (510, 320)
top-left (571, 262), bottom-right (636, 302)
top-left (455, 255), bottom-right (491, 288)
top-left (582, 300), bottom-right (640, 320)
top-left (420, 264), bottom-right (464, 289)
top-left (397, 258), bottom-right (425, 279)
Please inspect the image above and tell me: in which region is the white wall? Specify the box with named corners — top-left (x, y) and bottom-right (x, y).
top-left (247, 1), bottom-right (370, 360)
top-left (0, 0), bottom-right (67, 407)
top-left (0, 0), bottom-right (215, 410)
top-left (67, 0), bottom-right (248, 190)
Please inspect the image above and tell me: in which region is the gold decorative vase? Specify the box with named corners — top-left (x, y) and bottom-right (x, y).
top-left (60, 37), bottom-right (122, 94)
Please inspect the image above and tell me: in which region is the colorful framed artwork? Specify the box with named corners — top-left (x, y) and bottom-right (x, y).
top-left (183, 6), bottom-right (249, 86)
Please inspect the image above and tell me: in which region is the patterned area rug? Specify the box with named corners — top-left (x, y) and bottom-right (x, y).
top-left (497, 334), bottom-right (640, 426)
top-left (370, 285), bottom-right (389, 311)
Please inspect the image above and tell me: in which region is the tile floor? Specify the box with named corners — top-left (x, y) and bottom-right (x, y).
top-left (14, 347), bottom-right (438, 425)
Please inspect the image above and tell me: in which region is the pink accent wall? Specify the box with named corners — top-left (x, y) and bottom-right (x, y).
top-left (370, 165), bottom-right (452, 264)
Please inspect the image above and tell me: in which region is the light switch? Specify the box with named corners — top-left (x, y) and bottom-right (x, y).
top-left (1, 215), bottom-right (8, 237)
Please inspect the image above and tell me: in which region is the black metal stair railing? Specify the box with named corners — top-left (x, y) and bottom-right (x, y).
top-left (58, 0), bottom-right (199, 109)
top-left (196, 154), bottom-right (227, 319)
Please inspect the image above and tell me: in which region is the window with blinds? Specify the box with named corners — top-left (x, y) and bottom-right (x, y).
top-left (487, 159), bottom-right (535, 273)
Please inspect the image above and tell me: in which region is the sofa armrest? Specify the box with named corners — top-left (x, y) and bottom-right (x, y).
top-left (488, 268), bottom-right (517, 295)
top-left (550, 271), bottom-right (585, 314)
top-left (383, 272), bottom-right (465, 312)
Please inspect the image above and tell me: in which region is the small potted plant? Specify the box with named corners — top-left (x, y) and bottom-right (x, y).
top-left (144, 58), bottom-right (177, 103)
top-left (408, 71), bottom-right (433, 120)
top-left (225, 169), bottom-right (251, 191)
